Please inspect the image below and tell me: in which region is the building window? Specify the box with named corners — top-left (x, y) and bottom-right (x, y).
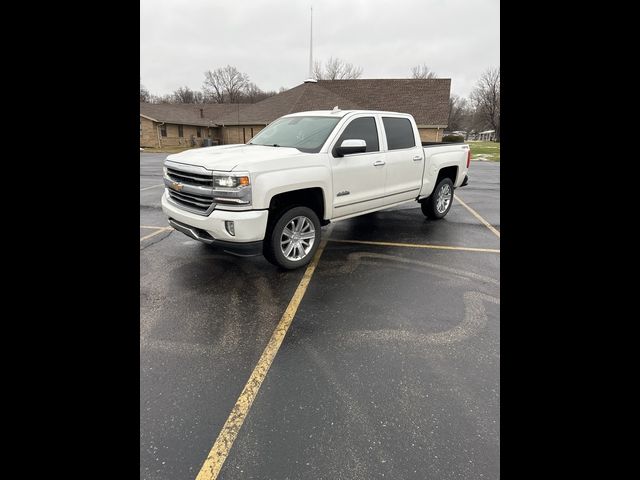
top-left (197, 127), bottom-right (202, 138)
top-left (243, 128), bottom-right (247, 143)
top-left (140, 120), bottom-right (142, 137)
top-left (178, 125), bottom-right (184, 137)
top-left (160, 124), bottom-right (167, 137)
top-left (251, 127), bottom-right (254, 137)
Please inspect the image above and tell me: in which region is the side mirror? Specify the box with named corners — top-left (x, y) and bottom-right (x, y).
top-left (335, 139), bottom-right (366, 157)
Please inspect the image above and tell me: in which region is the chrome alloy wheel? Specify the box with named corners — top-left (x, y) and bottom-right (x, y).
top-left (280, 216), bottom-right (316, 261)
top-left (435, 183), bottom-right (452, 214)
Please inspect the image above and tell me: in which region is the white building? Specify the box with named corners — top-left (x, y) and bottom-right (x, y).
top-left (478, 130), bottom-right (496, 141)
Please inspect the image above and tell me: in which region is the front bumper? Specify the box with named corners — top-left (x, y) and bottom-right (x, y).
top-left (161, 190), bottom-right (269, 255)
top-left (168, 218), bottom-right (263, 256)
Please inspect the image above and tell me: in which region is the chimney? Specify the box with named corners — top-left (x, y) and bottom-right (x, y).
top-left (200, 108), bottom-right (204, 118)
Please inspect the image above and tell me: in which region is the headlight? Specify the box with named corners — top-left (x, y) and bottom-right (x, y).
top-left (213, 175), bottom-right (250, 188)
top-left (212, 172), bottom-right (252, 205)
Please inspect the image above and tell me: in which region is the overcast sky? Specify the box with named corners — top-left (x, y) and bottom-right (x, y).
top-left (140, 0), bottom-right (499, 99)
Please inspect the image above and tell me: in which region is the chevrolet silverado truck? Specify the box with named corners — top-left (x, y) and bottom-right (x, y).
top-left (161, 109), bottom-right (470, 269)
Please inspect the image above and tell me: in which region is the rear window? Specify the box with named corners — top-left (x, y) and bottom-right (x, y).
top-left (383, 117), bottom-right (416, 150)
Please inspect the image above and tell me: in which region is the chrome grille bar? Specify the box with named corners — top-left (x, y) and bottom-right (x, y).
top-left (164, 161), bottom-right (216, 215)
top-left (166, 168), bottom-right (213, 187)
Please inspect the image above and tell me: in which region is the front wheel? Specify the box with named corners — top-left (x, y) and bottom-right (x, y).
top-left (264, 206), bottom-right (321, 269)
top-left (421, 177), bottom-right (454, 219)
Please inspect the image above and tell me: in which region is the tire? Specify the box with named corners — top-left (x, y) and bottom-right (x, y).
top-left (263, 206), bottom-right (321, 269)
top-left (421, 177), bottom-right (454, 219)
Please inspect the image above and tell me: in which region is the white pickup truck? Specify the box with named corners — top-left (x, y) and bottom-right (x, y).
top-left (161, 109), bottom-right (470, 269)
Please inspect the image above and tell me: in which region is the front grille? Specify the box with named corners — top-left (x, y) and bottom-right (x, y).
top-left (165, 163), bottom-right (215, 214)
top-left (166, 167), bottom-right (213, 187)
top-left (167, 188), bottom-right (214, 214)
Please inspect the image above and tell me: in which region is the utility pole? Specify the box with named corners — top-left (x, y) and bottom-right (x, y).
top-left (308, 6), bottom-right (313, 79)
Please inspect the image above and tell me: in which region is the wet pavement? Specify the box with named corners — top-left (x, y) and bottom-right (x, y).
top-left (140, 152), bottom-right (500, 479)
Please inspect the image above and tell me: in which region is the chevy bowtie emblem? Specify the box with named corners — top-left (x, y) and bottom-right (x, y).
top-left (170, 181), bottom-right (183, 191)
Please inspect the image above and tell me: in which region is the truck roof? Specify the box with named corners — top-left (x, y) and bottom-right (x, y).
top-left (284, 109), bottom-right (411, 118)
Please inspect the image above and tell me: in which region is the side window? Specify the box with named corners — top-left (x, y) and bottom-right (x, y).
top-left (382, 117), bottom-right (416, 150)
top-left (160, 124), bottom-right (167, 137)
top-left (335, 117), bottom-right (379, 154)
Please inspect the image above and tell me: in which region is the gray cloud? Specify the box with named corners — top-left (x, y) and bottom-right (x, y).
top-left (140, 0), bottom-right (499, 98)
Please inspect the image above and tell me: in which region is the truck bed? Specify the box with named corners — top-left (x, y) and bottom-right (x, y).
top-left (418, 142), bottom-right (470, 198)
top-left (422, 141), bottom-right (465, 147)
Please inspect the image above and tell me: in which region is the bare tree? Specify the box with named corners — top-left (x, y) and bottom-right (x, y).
top-left (470, 67), bottom-right (500, 140)
top-left (312, 61), bottom-right (323, 80)
top-left (448, 95), bottom-right (470, 132)
top-left (172, 86), bottom-right (198, 104)
top-left (140, 80), bottom-right (150, 102)
top-left (411, 63), bottom-right (437, 79)
top-left (203, 70), bottom-right (225, 103)
top-left (244, 82), bottom-right (263, 103)
top-left (149, 93), bottom-right (173, 104)
top-left (203, 65), bottom-right (250, 103)
top-left (313, 57), bottom-right (363, 80)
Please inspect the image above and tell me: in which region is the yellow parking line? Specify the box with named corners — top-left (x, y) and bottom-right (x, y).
top-left (140, 225), bottom-right (169, 230)
top-left (139, 227), bottom-right (172, 242)
top-left (454, 194), bottom-right (500, 238)
top-left (330, 238), bottom-right (499, 253)
top-left (195, 237), bottom-right (329, 480)
top-left (140, 184), bottom-right (164, 191)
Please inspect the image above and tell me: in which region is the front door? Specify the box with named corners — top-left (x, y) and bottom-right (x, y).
top-left (330, 115), bottom-right (387, 219)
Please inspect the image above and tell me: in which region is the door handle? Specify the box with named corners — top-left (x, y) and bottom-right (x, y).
top-left (413, 155), bottom-right (423, 161)
top-left (373, 160), bottom-right (385, 166)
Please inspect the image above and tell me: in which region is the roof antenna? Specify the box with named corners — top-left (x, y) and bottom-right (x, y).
top-left (304, 6), bottom-right (317, 83)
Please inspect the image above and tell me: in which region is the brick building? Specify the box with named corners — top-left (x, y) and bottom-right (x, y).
top-left (140, 78), bottom-right (451, 148)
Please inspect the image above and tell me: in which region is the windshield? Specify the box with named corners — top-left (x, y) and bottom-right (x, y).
top-left (249, 116), bottom-right (341, 153)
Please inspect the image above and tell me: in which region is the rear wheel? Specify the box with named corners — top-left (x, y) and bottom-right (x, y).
top-left (421, 177), bottom-right (454, 219)
top-left (264, 206), bottom-right (321, 269)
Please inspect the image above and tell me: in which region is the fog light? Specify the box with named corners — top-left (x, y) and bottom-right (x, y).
top-left (225, 221), bottom-right (235, 236)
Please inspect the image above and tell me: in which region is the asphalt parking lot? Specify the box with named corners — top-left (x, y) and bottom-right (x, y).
top-left (140, 152), bottom-right (500, 480)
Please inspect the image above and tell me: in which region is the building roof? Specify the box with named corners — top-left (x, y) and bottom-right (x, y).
top-left (139, 103), bottom-right (236, 127)
top-left (139, 78), bottom-right (451, 127)
top-left (316, 79), bottom-right (451, 126)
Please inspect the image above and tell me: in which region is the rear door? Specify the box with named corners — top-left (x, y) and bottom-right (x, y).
top-left (381, 116), bottom-right (424, 201)
top-left (329, 115), bottom-right (387, 218)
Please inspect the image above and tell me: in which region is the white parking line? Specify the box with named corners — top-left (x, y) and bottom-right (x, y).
top-left (140, 227), bottom-right (172, 242)
top-left (454, 194), bottom-right (500, 238)
top-left (140, 184), bottom-right (164, 191)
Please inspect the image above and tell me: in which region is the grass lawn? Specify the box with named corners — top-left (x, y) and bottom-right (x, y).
top-left (468, 141), bottom-right (500, 162)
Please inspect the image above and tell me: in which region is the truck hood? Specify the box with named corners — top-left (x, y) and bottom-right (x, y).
top-left (165, 144), bottom-right (307, 172)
